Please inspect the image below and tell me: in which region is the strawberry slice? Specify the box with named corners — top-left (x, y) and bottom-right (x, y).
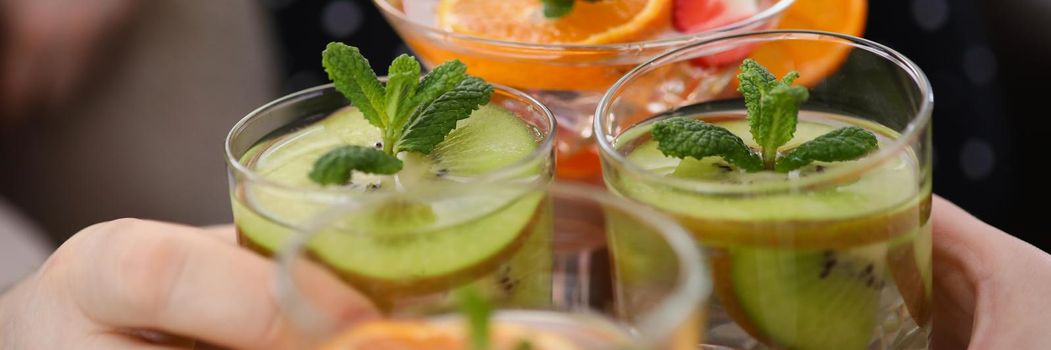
top-left (674, 0), bottom-right (726, 32)
top-left (674, 0), bottom-right (761, 67)
top-left (674, 0), bottom-right (759, 33)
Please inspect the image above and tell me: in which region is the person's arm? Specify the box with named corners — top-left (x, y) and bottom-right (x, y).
top-left (0, 219), bottom-right (379, 349)
top-left (933, 196), bottom-right (1051, 349)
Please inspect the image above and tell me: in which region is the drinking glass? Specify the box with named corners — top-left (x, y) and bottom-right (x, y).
top-left (276, 183), bottom-right (711, 349)
top-left (225, 83), bottom-right (555, 257)
top-left (374, 0), bottom-right (795, 182)
top-left (595, 30), bottom-right (933, 349)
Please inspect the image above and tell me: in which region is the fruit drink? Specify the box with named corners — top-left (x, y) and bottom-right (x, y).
top-left (609, 109), bottom-right (930, 350)
top-left (225, 45), bottom-right (557, 305)
top-left (374, 0), bottom-right (799, 182)
top-left (595, 32), bottom-right (934, 349)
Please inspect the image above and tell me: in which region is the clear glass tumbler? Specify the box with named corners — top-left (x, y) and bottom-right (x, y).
top-left (595, 30), bottom-right (933, 349)
top-left (276, 183), bottom-right (710, 350)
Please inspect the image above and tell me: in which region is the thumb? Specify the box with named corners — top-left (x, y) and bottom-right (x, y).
top-left (60, 219), bottom-right (380, 349)
top-left (931, 196), bottom-right (1051, 349)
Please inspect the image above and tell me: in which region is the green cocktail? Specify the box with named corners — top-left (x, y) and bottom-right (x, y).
top-left (278, 183), bottom-right (710, 350)
top-left (225, 46), bottom-right (556, 302)
top-left (596, 31), bottom-right (933, 349)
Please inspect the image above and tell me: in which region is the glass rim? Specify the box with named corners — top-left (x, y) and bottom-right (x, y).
top-left (274, 182), bottom-right (710, 344)
top-left (372, 0), bottom-right (796, 51)
top-left (594, 29), bottom-right (935, 195)
top-left (225, 82), bottom-right (557, 195)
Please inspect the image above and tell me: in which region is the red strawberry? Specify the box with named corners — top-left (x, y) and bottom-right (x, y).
top-left (673, 0), bottom-right (761, 67)
top-left (674, 0), bottom-right (727, 32)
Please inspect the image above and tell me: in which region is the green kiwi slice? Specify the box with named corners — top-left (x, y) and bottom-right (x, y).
top-left (715, 245), bottom-right (886, 350)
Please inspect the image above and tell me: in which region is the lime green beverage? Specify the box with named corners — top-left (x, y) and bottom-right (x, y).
top-left (279, 183), bottom-right (709, 350)
top-left (596, 32), bottom-right (933, 349)
top-left (610, 109), bottom-right (930, 349)
top-left (225, 45), bottom-right (555, 303)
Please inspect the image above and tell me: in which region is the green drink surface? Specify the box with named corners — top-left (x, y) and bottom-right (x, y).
top-left (616, 110), bottom-right (920, 223)
top-left (610, 110), bottom-right (929, 249)
top-left (231, 103), bottom-right (550, 296)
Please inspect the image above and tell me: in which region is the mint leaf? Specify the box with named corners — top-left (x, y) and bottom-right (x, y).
top-left (652, 118), bottom-right (763, 172)
top-left (775, 126), bottom-right (878, 172)
top-left (385, 54), bottom-right (422, 132)
top-left (309, 145), bottom-right (403, 186)
top-left (654, 60), bottom-right (879, 175)
top-left (322, 43), bottom-right (388, 129)
top-left (396, 77), bottom-right (493, 154)
top-left (737, 59), bottom-right (809, 168)
top-left (757, 84), bottom-right (808, 165)
top-left (782, 71), bottom-right (800, 85)
top-left (737, 59), bottom-right (777, 157)
top-left (542, 0), bottom-right (601, 18)
top-left (738, 59), bottom-right (777, 133)
top-left (515, 341), bottom-right (534, 350)
top-left (542, 0), bottom-right (574, 18)
top-left (407, 60), bottom-right (468, 122)
top-left (312, 44), bottom-right (494, 183)
top-left (455, 287), bottom-right (491, 350)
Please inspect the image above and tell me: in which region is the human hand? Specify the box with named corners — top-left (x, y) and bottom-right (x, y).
top-left (933, 196), bottom-right (1051, 349)
top-left (0, 0), bottom-right (138, 122)
top-left (0, 219), bottom-right (379, 349)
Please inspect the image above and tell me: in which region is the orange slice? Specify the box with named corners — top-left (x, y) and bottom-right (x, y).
top-left (399, 0), bottom-right (670, 92)
top-left (749, 0), bottom-right (868, 86)
top-left (437, 0), bottom-right (672, 45)
top-left (320, 320), bottom-right (582, 350)
top-left (778, 0), bottom-right (867, 36)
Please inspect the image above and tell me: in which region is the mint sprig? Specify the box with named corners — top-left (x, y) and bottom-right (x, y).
top-left (455, 287), bottom-right (536, 350)
top-left (542, 0), bottom-right (601, 19)
top-left (652, 118), bottom-right (762, 172)
top-left (396, 77), bottom-right (493, 154)
top-left (308, 146), bottom-right (403, 186)
top-left (408, 60), bottom-right (468, 119)
top-left (384, 54), bottom-right (422, 135)
top-left (738, 59), bottom-right (809, 169)
top-left (775, 126), bottom-right (878, 172)
top-left (651, 59), bottom-right (878, 173)
top-left (310, 43), bottom-right (492, 186)
top-left (322, 43), bottom-right (388, 130)
top-left (542, 0), bottom-right (575, 18)
top-left (455, 287), bottom-right (491, 350)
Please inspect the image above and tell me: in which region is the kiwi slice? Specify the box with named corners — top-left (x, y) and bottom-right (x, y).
top-left (431, 104), bottom-right (542, 176)
top-left (495, 198), bottom-right (555, 307)
top-left (234, 104), bottom-right (545, 295)
top-left (715, 245), bottom-right (886, 350)
top-left (309, 192), bottom-right (544, 297)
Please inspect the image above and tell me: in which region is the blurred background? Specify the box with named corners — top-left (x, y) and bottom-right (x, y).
top-left (0, 0), bottom-right (1048, 260)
